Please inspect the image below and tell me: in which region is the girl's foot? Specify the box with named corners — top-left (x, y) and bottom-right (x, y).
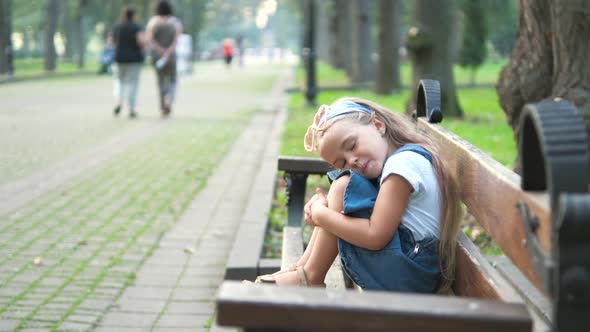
top-left (254, 264), bottom-right (298, 283)
top-left (255, 266), bottom-right (325, 287)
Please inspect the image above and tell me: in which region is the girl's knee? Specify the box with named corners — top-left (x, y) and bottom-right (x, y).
top-left (327, 175), bottom-right (350, 205)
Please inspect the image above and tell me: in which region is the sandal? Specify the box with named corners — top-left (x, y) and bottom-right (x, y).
top-left (295, 266), bottom-right (326, 287)
top-left (254, 264), bottom-right (299, 284)
top-left (254, 265), bottom-right (326, 287)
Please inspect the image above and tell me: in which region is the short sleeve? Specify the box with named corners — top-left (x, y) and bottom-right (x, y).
top-left (380, 151), bottom-right (430, 195)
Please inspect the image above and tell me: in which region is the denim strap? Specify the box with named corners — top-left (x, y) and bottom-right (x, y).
top-left (391, 144), bottom-right (433, 164)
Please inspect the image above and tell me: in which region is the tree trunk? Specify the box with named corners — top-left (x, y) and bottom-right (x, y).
top-left (315, 0), bottom-right (330, 63)
top-left (374, 0), bottom-right (401, 94)
top-left (36, 31), bottom-right (44, 58)
top-left (0, 0), bottom-right (14, 76)
top-left (497, 0), bottom-right (590, 171)
top-left (62, 0), bottom-right (75, 61)
top-left (405, 0), bottom-right (463, 117)
top-left (190, 0), bottom-right (205, 61)
top-left (22, 26), bottom-right (30, 57)
top-left (75, 0), bottom-right (88, 69)
top-left (334, 0), bottom-right (351, 74)
top-left (327, 0), bottom-right (339, 68)
top-left (349, 0), bottom-right (372, 84)
top-left (44, 0), bottom-right (59, 72)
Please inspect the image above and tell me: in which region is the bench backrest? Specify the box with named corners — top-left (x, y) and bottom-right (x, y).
top-left (415, 118), bottom-right (549, 295)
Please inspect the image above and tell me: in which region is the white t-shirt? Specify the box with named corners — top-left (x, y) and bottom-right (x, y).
top-left (380, 151), bottom-right (441, 240)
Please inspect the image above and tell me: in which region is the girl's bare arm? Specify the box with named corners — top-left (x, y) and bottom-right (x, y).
top-left (311, 174), bottom-right (411, 250)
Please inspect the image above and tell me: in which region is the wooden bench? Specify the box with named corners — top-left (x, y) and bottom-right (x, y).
top-left (216, 81), bottom-right (590, 332)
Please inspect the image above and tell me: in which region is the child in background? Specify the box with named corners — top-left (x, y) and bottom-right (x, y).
top-left (255, 98), bottom-right (462, 293)
top-left (222, 38), bottom-right (234, 67)
top-left (98, 34), bottom-right (115, 75)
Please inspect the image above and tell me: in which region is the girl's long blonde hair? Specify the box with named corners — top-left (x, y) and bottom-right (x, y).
top-left (307, 97), bottom-right (462, 293)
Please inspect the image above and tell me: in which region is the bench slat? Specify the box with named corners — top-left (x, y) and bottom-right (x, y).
top-left (281, 226), bottom-right (304, 269)
top-left (217, 281), bottom-right (532, 332)
top-left (417, 118), bottom-right (549, 291)
top-left (454, 233), bottom-right (521, 300)
top-left (490, 255), bottom-right (551, 323)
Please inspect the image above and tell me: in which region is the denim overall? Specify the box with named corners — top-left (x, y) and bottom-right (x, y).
top-left (327, 144), bottom-right (441, 293)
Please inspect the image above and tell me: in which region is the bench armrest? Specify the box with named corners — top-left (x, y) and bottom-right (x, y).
top-left (278, 155), bottom-right (333, 174)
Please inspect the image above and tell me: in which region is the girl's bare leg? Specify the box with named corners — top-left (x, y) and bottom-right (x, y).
top-left (265, 184), bottom-right (335, 276)
top-left (271, 176), bottom-right (349, 285)
top-left (295, 225), bottom-right (319, 267)
top-left (261, 218), bottom-right (320, 279)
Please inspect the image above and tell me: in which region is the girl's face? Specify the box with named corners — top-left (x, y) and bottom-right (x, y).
top-left (318, 118), bottom-right (393, 179)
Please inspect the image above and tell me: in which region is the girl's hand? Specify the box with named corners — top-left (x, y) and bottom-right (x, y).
top-left (303, 193), bottom-right (317, 226)
top-left (304, 188), bottom-right (328, 227)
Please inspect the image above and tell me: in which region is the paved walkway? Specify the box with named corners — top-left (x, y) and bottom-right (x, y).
top-left (0, 61), bottom-right (292, 331)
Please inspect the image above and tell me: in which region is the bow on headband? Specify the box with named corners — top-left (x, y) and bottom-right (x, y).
top-left (303, 101), bottom-right (373, 152)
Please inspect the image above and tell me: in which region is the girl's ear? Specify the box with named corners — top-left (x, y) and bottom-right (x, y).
top-left (373, 118), bottom-right (386, 135)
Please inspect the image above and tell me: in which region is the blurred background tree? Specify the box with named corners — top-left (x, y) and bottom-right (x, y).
top-left (458, 0), bottom-right (488, 86)
top-left (497, 0), bottom-right (590, 171)
top-left (374, 0), bottom-right (401, 95)
top-left (0, 0), bottom-right (14, 76)
top-left (405, 0), bottom-right (463, 117)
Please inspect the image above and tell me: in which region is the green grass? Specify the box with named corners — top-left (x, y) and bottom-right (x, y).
top-left (295, 60), bottom-right (507, 89)
top-left (447, 88), bottom-right (516, 167)
top-left (13, 58), bottom-right (102, 77)
top-left (453, 61), bottom-right (507, 86)
top-left (281, 88), bottom-right (515, 168)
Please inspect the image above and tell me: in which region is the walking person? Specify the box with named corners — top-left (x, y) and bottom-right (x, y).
top-left (112, 6), bottom-right (145, 118)
top-left (254, 98), bottom-right (462, 293)
top-left (98, 34), bottom-right (115, 75)
top-left (222, 38), bottom-right (234, 68)
top-left (146, 0), bottom-right (183, 117)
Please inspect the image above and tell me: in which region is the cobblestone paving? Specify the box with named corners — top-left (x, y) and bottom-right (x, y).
top-left (0, 118), bottom-right (244, 331)
top-left (0, 77), bottom-right (136, 185)
top-left (0, 62), bottom-right (289, 331)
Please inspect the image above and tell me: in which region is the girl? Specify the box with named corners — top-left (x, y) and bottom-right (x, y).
top-left (255, 97), bottom-right (462, 293)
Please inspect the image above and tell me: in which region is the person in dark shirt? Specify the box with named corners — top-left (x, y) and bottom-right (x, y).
top-left (112, 6), bottom-right (145, 118)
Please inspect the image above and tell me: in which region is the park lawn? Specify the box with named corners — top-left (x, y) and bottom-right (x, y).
top-left (280, 88), bottom-right (516, 168)
top-left (13, 58), bottom-right (102, 77)
top-left (294, 60), bottom-right (507, 88)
